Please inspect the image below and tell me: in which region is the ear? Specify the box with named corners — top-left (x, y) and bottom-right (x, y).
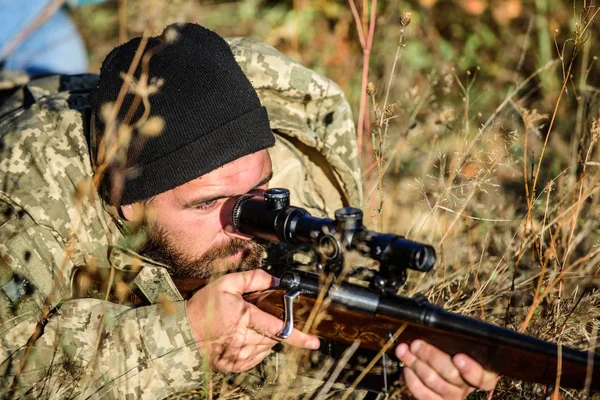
top-left (120, 203), bottom-right (141, 221)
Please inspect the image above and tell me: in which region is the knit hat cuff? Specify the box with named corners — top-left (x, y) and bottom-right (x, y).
top-left (119, 106), bottom-right (275, 204)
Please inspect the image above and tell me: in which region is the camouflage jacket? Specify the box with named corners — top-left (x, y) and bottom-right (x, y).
top-left (0, 39), bottom-right (362, 398)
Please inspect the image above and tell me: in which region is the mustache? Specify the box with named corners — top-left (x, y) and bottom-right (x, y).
top-left (199, 237), bottom-right (253, 263)
top-left (139, 224), bottom-right (264, 279)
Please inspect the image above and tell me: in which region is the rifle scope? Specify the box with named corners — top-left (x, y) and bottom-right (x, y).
top-left (232, 188), bottom-right (436, 273)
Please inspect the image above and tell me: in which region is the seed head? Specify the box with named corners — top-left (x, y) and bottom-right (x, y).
top-left (116, 281), bottom-right (131, 300)
top-left (384, 104), bottom-right (396, 118)
top-left (73, 179), bottom-right (95, 202)
top-left (159, 295), bottom-right (177, 315)
top-left (592, 118), bottom-right (600, 141)
top-left (117, 124), bottom-right (132, 146)
top-left (366, 82), bottom-right (377, 97)
top-left (399, 12), bottom-right (412, 28)
top-left (140, 116), bottom-right (165, 137)
top-left (85, 255), bottom-right (98, 273)
top-left (163, 26), bottom-right (180, 43)
top-left (78, 273), bottom-right (91, 293)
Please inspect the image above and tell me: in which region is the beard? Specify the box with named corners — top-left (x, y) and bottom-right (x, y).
top-left (139, 224), bottom-right (265, 279)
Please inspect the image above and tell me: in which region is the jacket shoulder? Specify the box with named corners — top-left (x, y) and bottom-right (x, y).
top-left (227, 38), bottom-right (362, 209)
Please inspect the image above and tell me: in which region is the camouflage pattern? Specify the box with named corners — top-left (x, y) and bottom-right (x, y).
top-left (0, 82), bottom-right (204, 398)
top-left (0, 38), bottom-right (364, 398)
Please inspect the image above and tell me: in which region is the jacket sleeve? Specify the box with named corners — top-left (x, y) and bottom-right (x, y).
top-left (0, 207), bottom-right (205, 399)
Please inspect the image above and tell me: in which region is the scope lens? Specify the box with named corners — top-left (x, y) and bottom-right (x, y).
top-left (413, 246), bottom-right (436, 272)
top-left (415, 249), bottom-right (426, 268)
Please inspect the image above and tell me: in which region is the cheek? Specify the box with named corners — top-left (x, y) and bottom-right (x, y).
top-left (156, 209), bottom-right (226, 257)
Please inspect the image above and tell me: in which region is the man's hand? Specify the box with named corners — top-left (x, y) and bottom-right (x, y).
top-left (396, 340), bottom-right (497, 399)
top-left (186, 269), bottom-right (320, 373)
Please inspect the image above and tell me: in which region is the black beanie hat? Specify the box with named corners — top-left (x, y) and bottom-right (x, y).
top-left (89, 23), bottom-right (275, 205)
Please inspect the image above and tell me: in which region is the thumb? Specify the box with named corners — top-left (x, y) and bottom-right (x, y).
top-left (221, 269), bottom-right (276, 295)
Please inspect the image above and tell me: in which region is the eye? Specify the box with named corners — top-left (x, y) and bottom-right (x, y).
top-left (195, 199), bottom-right (217, 210)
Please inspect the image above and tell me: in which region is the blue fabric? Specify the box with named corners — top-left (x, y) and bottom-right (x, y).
top-left (0, 0), bottom-right (88, 75)
top-left (67, 0), bottom-right (107, 5)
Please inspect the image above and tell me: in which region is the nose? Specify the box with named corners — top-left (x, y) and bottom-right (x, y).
top-left (223, 223), bottom-right (254, 240)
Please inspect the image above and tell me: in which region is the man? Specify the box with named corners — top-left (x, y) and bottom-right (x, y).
top-left (0, 23), bottom-right (496, 399)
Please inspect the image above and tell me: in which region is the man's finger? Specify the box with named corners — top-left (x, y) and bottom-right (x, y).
top-left (403, 367), bottom-right (443, 400)
top-left (396, 343), bottom-right (418, 368)
top-left (247, 304), bottom-right (320, 349)
top-left (219, 269), bottom-right (276, 295)
top-left (410, 340), bottom-right (465, 387)
top-left (280, 327), bottom-right (321, 350)
top-left (410, 357), bottom-right (465, 398)
top-left (453, 354), bottom-right (498, 391)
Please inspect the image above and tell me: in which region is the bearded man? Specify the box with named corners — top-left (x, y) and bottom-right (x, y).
top-left (0, 23), bottom-right (496, 399)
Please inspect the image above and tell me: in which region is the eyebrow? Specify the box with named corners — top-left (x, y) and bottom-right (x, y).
top-left (182, 171), bottom-right (273, 209)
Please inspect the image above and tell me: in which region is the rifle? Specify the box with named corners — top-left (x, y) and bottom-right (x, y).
top-left (194, 188), bottom-right (599, 392)
top-left (76, 187), bottom-right (599, 393)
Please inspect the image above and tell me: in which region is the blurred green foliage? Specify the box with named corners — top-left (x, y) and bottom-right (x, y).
top-left (70, 0), bottom-right (600, 268)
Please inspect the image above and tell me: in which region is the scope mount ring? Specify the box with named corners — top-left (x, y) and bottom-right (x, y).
top-left (317, 234), bottom-right (341, 260)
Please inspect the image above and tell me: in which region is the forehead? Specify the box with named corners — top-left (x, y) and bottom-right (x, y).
top-left (171, 149), bottom-right (272, 196)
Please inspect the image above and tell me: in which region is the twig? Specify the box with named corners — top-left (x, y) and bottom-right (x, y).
top-left (348, 0), bottom-right (377, 161)
top-left (556, 263), bottom-right (600, 335)
top-left (583, 319), bottom-right (598, 397)
top-left (314, 340), bottom-right (361, 398)
top-left (119, 0), bottom-right (128, 44)
top-left (433, 205), bottom-right (513, 223)
top-left (481, 61), bottom-right (558, 132)
top-left (552, 345), bottom-right (562, 400)
top-left (340, 323), bottom-right (408, 400)
top-left (519, 248), bottom-right (600, 332)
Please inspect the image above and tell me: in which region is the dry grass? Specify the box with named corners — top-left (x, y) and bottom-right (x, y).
top-left (67, 0), bottom-right (600, 398)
